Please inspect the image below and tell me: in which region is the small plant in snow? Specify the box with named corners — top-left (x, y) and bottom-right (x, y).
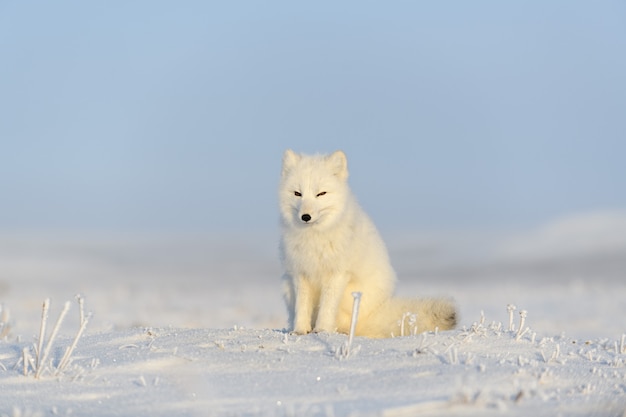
top-left (55, 296), bottom-right (91, 375)
top-left (517, 310), bottom-right (527, 334)
top-left (516, 310), bottom-right (530, 341)
top-left (407, 313), bottom-right (418, 335)
top-left (507, 304), bottom-right (517, 331)
top-left (540, 342), bottom-right (564, 364)
top-left (413, 332), bottom-right (436, 355)
top-left (397, 312), bottom-right (419, 337)
top-left (0, 304), bottom-right (10, 339)
top-left (35, 299), bottom-right (70, 378)
top-left (1, 406), bottom-right (43, 417)
top-left (22, 295), bottom-right (91, 379)
top-left (447, 346), bottom-right (459, 365)
top-left (336, 292), bottom-right (361, 359)
top-left (458, 310), bottom-right (512, 344)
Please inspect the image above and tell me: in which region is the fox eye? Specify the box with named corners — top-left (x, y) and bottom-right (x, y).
top-left (316, 192), bottom-right (327, 197)
top-left (294, 191), bottom-right (302, 197)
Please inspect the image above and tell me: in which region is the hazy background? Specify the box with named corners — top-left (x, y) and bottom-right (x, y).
top-left (2, 1), bottom-right (625, 238)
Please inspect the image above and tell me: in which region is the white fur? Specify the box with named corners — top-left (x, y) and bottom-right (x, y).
top-left (279, 150), bottom-right (457, 338)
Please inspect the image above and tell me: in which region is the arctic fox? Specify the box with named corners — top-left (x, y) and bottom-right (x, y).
top-left (279, 150), bottom-right (457, 338)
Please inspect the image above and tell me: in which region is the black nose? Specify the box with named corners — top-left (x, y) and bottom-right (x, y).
top-left (301, 214), bottom-right (312, 222)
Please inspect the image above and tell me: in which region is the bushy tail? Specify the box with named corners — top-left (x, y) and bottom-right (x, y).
top-left (358, 296), bottom-right (457, 338)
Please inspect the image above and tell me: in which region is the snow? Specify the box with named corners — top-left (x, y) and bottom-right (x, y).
top-left (1, 213), bottom-right (626, 416)
top-left (1, 326), bottom-right (625, 416)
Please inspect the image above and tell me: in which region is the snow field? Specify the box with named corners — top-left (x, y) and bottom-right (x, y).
top-left (0, 310), bottom-right (625, 416)
top-left (1, 221), bottom-right (625, 416)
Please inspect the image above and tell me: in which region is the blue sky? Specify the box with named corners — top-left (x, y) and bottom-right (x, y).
top-left (1, 1), bottom-right (625, 236)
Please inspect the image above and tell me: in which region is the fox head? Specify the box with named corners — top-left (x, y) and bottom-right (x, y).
top-left (279, 150), bottom-right (351, 229)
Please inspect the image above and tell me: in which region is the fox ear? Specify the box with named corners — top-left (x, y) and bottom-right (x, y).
top-left (282, 149), bottom-right (300, 176)
top-left (328, 150), bottom-right (348, 180)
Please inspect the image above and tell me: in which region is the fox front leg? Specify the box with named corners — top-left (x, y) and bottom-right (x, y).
top-left (292, 277), bottom-right (315, 335)
top-left (314, 276), bottom-right (347, 333)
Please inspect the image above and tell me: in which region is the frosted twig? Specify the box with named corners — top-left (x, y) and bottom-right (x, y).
top-left (516, 327), bottom-right (530, 341)
top-left (507, 304), bottom-right (516, 331)
top-left (56, 312), bottom-right (91, 374)
top-left (23, 347), bottom-right (30, 376)
top-left (77, 294), bottom-right (85, 325)
top-left (399, 312), bottom-right (411, 337)
top-left (517, 310), bottom-right (527, 336)
top-left (397, 312), bottom-right (418, 336)
top-left (337, 292), bottom-right (362, 358)
top-left (408, 313), bottom-right (418, 336)
top-left (550, 344), bottom-right (560, 363)
top-left (516, 310), bottom-right (528, 341)
top-left (0, 304), bottom-right (10, 339)
top-left (346, 292), bottom-right (362, 356)
top-left (449, 347), bottom-right (458, 365)
top-left (620, 334), bottom-right (625, 354)
top-left (36, 299), bottom-right (50, 369)
top-left (35, 301), bottom-right (70, 379)
top-left (414, 332), bottom-right (430, 355)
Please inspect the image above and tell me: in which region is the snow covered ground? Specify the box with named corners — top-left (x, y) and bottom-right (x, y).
top-left (0, 211), bottom-right (625, 416)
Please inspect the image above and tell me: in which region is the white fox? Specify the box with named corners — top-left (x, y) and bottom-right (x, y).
top-left (279, 150), bottom-right (457, 338)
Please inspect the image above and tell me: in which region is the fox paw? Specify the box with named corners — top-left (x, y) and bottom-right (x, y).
top-left (312, 326), bottom-right (335, 334)
top-left (291, 327), bottom-right (312, 335)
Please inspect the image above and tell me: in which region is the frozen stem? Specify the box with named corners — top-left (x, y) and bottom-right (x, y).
top-left (77, 294), bottom-right (85, 325)
top-left (449, 347), bottom-right (458, 365)
top-left (0, 304), bottom-right (10, 339)
top-left (22, 347), bottom-right (30, 376)
top-left (341, 291), bottom-right (362, 358)
top-left (408, 313), bottom-right (418, 336)
top-left (35, 301), bottom-right (71, 379)
top-left (56, 306), bottom-right (91, 374)
top-left (516, 327), bottom-right (530, 341)
top-left (399, 312), bottom-right (411, 337)
top-left (397, 312), bottom-right (418, 336)
top-left (36, 299), bottom-right (50, 370)
top-left (507, 304), bottom-right (517, 331)
top-left (516, 310), bottom-right (528, 340)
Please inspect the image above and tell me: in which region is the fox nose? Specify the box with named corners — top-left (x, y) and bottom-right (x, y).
top-left (301, 214), bottom-right (312, 222)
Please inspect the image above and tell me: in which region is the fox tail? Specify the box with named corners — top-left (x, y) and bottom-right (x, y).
top-left (357, 296), bottom-right (457, 338)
